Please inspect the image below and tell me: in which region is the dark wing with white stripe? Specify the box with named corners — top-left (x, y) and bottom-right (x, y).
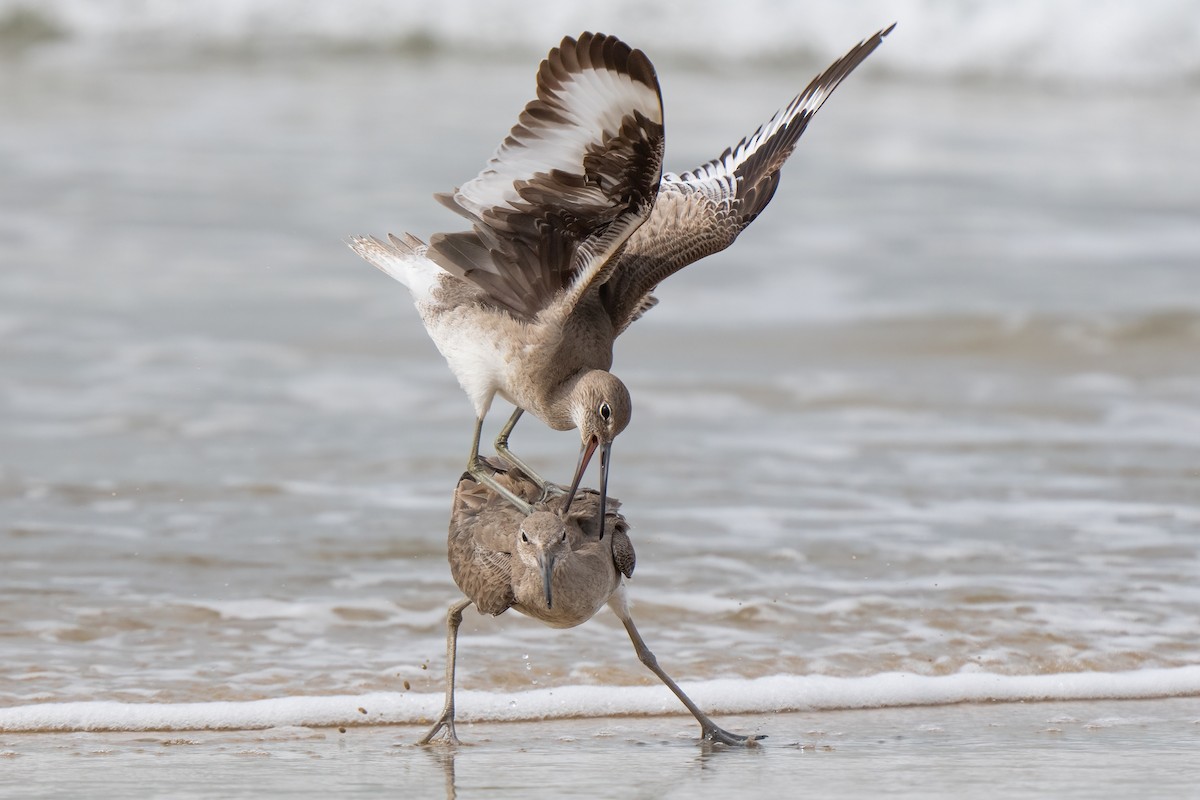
top-left (427, 32), bottom-right (665, 322)
top-left (602, 24), bottom-right (894, 334)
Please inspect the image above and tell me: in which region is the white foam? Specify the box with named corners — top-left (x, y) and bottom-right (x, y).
top-left (2, 666), bottom-right (1197, 733)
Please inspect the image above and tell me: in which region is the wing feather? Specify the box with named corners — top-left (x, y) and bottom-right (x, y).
top-left (428, 32), bottom-right (665, 321)
top-left (603, 24), bottom-right (894, 333)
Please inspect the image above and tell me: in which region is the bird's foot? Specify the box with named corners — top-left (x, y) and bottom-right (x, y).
top-left (538, 482), bottom-right (567, 504)
top-left (493, 443), bottom-right (551, 492)
top-left (489, 446), bottom-right (569, 508)
top-left (701, 723), bottom-right (765, 747)
top-left (417, 713), bottom-right (460, 746)
top-left (468, 458), bottom-right (533, 515)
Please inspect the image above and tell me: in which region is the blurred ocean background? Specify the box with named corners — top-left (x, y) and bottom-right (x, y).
top-left (2, 0), bottom-right (1199, 749)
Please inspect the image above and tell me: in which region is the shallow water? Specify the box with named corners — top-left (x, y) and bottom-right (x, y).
top-left (2, 13), bottom-right (1200, 731)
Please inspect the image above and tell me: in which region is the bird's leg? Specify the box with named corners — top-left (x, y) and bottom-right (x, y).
top-left (492, 408), bottom-right (563, 502)
top-left (608, 590), bottom-right (764, 747)
top-left (467, 416), bottom-right (532, 515)
top-left (418, 597), bottom-right (473, 745)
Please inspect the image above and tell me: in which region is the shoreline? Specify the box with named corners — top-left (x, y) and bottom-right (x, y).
top-left (3, 667), bottom-right (1199, 734)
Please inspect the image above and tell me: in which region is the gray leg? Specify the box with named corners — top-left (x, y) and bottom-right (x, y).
top-left (608, 589), bottom-right (764, 747)
top-left (492, 408), bottom-right (560, 500)
top-left (467, 416), bottom-right (532, 515)
top-left (418, 597), bottom-right (473, 745)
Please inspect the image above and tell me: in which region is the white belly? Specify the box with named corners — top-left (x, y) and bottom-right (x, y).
top-left (420, 302), bottom-right (522, 417)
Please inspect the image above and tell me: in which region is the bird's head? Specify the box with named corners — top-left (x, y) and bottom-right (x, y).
top-left (563, 371), bottom-right (630, 534)
top-left (516, 511), bottom-right (572, 609)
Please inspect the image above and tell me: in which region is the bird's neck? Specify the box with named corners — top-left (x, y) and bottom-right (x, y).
top-left (539, 368), bottom-right (592, 432)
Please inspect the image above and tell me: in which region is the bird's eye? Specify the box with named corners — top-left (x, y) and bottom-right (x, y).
top-left (560, 530), bottom-right (567, 542)
top-left (599, 402), bottom-right (611, 421)
top-left (520, 532), bottom-right (529, 543)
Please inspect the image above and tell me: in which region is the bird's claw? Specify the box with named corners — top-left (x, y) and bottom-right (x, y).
top-left (538, 483), bottom-right (567, 504)
top-left (701, 725), bottom-right (765, 747)
top-left (417, 715), bottom-right (461, 746)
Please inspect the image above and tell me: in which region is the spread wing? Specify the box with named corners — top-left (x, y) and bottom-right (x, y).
top-left (602, 24), bottom-right (894, 334)
top-left (428, 32), bottom-right (665, 322)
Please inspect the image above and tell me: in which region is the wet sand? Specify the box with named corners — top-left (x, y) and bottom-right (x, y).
top-left (2, 699), bottom-right (1197, 799)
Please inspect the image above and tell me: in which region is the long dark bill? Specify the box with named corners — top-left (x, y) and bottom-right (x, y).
top-left (540, 552), bottom-right (556, 609)
top-left (562, 436), bottom-right (598, 516)
top-left (597, 442), bottom-right (610, 541)
top-left (561, 437), bottom-right (611, 541)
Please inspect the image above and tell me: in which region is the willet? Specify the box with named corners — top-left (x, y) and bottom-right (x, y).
top-left (418, 458), bottom-right (763, 747)
top-left (350, 25), bottom-right (893, 522)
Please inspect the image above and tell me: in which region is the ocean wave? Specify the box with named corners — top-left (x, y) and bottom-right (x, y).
top-left (638, 311), bottom-right (1200, 361)
top-left (4, 0), bottom-right (1199, 87)
top-left (2, 666), bottom-right (1198, 732)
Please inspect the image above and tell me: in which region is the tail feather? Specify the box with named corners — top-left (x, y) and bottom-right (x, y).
top-left (347, 233), bottom-right (441, 302)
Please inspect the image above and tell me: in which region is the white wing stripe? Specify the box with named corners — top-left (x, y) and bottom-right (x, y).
top-left (453, 68), bottom-right (661, 220)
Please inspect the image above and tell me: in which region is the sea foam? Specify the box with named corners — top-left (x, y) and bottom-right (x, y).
top-left (2, 667), bottom-right (1198, 733)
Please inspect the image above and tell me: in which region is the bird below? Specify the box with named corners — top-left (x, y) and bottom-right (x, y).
top-left (417, 458), bottom-right (764, 747)
top-left (349, 25), bottom-right (894, 523)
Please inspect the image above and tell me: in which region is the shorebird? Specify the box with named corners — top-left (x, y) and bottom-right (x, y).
top-left (418, 459), bottom-right (763, 746)
top-left (350, 25), bottom-right (893, 522)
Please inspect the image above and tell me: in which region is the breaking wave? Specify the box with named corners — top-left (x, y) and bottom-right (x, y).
top-left (4, 0), bottom-right (1199, 87)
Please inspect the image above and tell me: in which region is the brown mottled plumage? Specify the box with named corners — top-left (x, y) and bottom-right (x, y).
top-left (418, 460), bottom-right (764, 747)
top-left (446, 458), bottom-right (635, 624)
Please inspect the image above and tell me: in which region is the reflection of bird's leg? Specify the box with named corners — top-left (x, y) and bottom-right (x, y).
top-left (430, 746), bottom-right (458, 800)
top-left (467, 416), bottom-right (532, 514)
top-left (608, 588), bottom-right (764, 747)
top-left (492, 408), bottom-right (561, 500)
top-left (418, 598), bottom-right (473, 745)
